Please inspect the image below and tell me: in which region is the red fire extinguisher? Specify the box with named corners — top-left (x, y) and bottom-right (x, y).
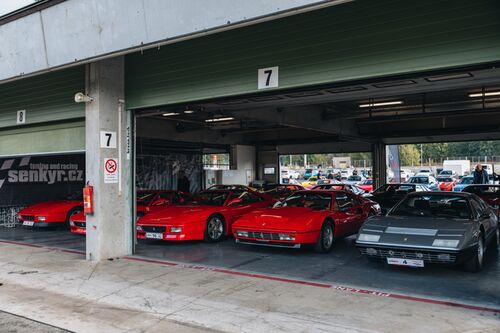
top-left (83, 183), bottom-right (94, 215)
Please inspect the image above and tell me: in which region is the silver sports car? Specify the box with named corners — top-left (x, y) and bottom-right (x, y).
top-left (356, 192), bottom-right (499, 272)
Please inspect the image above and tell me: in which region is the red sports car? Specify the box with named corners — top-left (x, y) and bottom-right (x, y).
top-left (137, 189), bottom-right (275, 242)
top-left (18, 193), bottom-right (83, 228)
top-left (69, 190), bottom-right (191, 235)
top-left (357, 179), bottom-right (373, 193)
top-left (260, 184), bottom-right (305, 201)
top-left (232, 190), bottom-right (378, 252)
top-left (437, 176), bottom-right (456, 191)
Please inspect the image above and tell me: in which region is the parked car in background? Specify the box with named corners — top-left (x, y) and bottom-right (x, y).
top-left (453, 175), bottom-right (474, 191)
top-left (70, 190), bottom-right (193, 235)
top-left (356, 192), bottom-right (499, 272)
top-left (438, 169), bottom-right (458, 178)
top-left (18, 192), bottom-right (83, 228)
top-left (345, 175), bottom-right (365, 185)
top-left (233, 190), bottom-right (378, 252)
top-left (137, 189), bottom-right (275, 242)
top-left (357, 179), bottom-right (373, 193)
top-left (302, 176), bottom-right (320, 189)
top-left (407, 175), bottom-right (439, 191)
top-left (303, 169), bottom-right (313, 179)
top-left (400, 169), bottom-right (414, 182)
top-left (364, 183), bottom-right (430, 214)
top-left (417, 169), bottom-right (434, 177)
top-left (462, 185), bottom-right (500, 215)
top-left (436, 176), bottom-right (457, 191)
top-left (312, 183), bottom-right (366, 196)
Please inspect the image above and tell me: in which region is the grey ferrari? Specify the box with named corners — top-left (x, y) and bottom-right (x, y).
top-left (356, 192), bottom-right (499, 272)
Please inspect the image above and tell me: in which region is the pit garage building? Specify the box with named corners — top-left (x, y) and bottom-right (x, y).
top-left (0, 0), bottom-right (499, 308)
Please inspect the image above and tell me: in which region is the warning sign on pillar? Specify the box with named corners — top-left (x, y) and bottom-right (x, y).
top-left (104, 158), bottom-right (119, 184)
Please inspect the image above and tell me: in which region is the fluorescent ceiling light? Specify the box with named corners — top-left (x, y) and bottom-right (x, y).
top-left (162, 112), bottom-right (180, 116)
top-left (205, 117), bottom-right (235, 123)
top-left (469, 91), bottom-right (500, 98)
top-left (425, 73), bottom-right (472, 82)
top-left (184, 110), bottom-right (195, 114)
top-left (359, 101), bottom-right (403, 108)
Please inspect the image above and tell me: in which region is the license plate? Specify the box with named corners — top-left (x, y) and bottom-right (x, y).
top-left (145, 232), bottom-right (163, 240)
top-left (387, 257), bottom-right (424, 267)
top-left (23, 221), bottom-right (35, 227)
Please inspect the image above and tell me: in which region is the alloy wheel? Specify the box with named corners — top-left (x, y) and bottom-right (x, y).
top-left (208, 217), bottom-right (223, 240)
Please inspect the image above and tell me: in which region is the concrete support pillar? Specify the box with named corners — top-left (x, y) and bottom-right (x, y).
top-left (372, 142), bottom-right (387, 190)
top-left (85, 57), bottom-right (132, 261)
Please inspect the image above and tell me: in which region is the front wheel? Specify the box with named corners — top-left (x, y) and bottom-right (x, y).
top-left (314, 220), bottom-right (335, 253)
top-left (66, 207), bottom-right (83, 229)
top-left (204, 215), bottom-right (225, 242)
top-left (463, 231), bottom-right (484, 273)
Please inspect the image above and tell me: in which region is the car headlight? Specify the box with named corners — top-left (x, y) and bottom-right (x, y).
top-left (37, 216), bottom-right (46, 221)
top-left (373, 204), bottom-right (381, 211)
top-left (69, 220), bottom-right (75, 226)
top-left (170, 227), bottom-right (182, 233)
top-left (358, 234), bottom-right (380, 242)
top-left (278, 233), bottom-right (295, 241)
top-left (136, 225), bottom-right (143, 231)
top-left (236, 231), bottom-right (249, 238)
top-left (432, 239), bottom-right (459, 248)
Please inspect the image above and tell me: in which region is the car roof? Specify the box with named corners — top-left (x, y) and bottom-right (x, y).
top-left (406, 191), bottom-right (473, 197)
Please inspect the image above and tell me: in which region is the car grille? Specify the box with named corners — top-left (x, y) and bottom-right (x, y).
top-left (74, 222), bottom-right (86, 228)
top-left (359, 247), bottom-right (457, 263)
top-left (21, 215), bottom-right (35, 221)
top-left (247, 231), bottom-right (282, 241)
top-left (142, 226), bottom-right (166, 233)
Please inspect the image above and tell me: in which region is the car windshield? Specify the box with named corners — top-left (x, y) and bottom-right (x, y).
top-left (460, 177), bottom-right (474, 184)
top-left (281, 192), bottom-right (331, 210)
top-left (408, 177), bottom-right (429, 184)
top-left (437, 177), bottom-right (453, 182)
top-left (390, 194), bottom-right (471, 219)
top-left (191, 191), bottom-right (230, 206)
top-left (440, 171), bottom-right (452, 175)
top-left (373, 184), bottom-right (415, 195)
top-left (136, 191), bottom-right (158, 205)
top-left (360, 179), bottom-right (372, 185)
top-left (348, 176), bottom-right (361, 181)
top-left (307, 177), bottom-right (318, 181)
top-left (313, 184), bottom-right (345, 190)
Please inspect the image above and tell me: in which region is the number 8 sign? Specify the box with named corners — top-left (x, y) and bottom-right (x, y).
top-left (258, 66), bottom-right (279, 90)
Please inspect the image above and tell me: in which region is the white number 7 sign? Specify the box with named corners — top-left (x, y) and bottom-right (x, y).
top-left (258, 66), bottom-right (279, 89)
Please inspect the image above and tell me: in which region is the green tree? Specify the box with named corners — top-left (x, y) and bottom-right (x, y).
top-left (399, 145), bottom-right (421, 166)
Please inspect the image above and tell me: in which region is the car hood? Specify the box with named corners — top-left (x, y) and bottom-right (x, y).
top-left (137, 205), bottom-right (216, 225)
top-left (19, 200), bottom-right (81, 214)
top-left (359, 216), bottom-right (474, 249)
top-left (233, 207), bottom-right (325, 232)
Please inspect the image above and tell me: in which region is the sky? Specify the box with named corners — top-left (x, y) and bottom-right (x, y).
top-left (0, 0), bottom-right (36, 16)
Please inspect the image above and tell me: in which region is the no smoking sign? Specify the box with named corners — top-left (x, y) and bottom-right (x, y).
top-left (104, 158), bottom-right (118, 184)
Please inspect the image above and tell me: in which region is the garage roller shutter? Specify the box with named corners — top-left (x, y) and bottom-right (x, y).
top-left (0, 66), bottom-right (85, 129)
top-left (0, 121), bottom-right (85, 157)
top-left (125, 0), bottom-right (500, 109)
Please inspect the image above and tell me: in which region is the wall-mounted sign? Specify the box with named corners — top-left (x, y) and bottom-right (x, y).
top-left (17, 110), bottom-right (26, 124)
top-left (104, 158), bottom-right (118, 184)
top-left (258, 66), bottom-right (279, 89)
top-left (100, 131), bottom-right (117, 149)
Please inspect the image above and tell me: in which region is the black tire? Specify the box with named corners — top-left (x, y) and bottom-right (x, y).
top-left (487, 227), bottom-right (499, 251)
top-left (66, 206), bottom-right (83, 229)
top-left (314, 220), bottom-right (335, 253)
top-left (204, 214), bottom-right (226, 242)
top-left (463, 231), bottom-right (485, 273)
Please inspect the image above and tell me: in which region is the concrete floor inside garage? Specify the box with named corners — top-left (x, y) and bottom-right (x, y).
top-left (1, 226), bottom-right (498, 309)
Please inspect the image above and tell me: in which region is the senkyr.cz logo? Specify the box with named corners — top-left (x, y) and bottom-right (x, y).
top-left (0, 156), bottom-right (84, 189)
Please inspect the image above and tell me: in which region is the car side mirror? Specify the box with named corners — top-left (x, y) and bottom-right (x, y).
top-left (227, 198), bottom-right (243, 207)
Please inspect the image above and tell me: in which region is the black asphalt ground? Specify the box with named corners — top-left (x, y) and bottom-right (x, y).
top-left (0, 226), bottom-right (498, 309)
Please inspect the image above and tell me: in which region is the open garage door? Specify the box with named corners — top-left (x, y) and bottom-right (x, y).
top-left (0, 67), bottom-right (86, 252)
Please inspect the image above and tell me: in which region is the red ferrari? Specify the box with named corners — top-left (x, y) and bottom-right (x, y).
top-left (18, 193), bottom-right (82, 228)
top-left (260, 184), bottom-right (305, 201)
top-left (232, 190), bottom-right (378, 252)
top-left (437, 176), bottom-right (456, 191)
top-left (357, 179), bottom-right (373, 193)
top-left (70, 190), bottom-right (191, 235)
top-left (137, 189), bottom-right (275, 242)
